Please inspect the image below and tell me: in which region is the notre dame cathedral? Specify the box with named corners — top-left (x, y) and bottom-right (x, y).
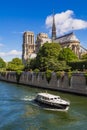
top-left (22, 13), bottom-right (87, 64)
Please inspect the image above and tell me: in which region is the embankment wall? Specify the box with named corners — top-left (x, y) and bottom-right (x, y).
top-left (0, 72), bottom-right (87, 96)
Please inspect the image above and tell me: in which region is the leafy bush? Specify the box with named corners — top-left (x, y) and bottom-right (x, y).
top-left (45, 70), bottom-right (52, 83)
top-left (34, 69), bottom-right (40, 78)
top-left (6, 58), bottom-right (24, 71)
top-left (0, 57), bottom-right (6, 68)
top-left (34, 68), bottom-right (40, 73)
top-left (56, 71), bottom-right (61, 80)
top-left (16, 70), bottom-right (22, 83)
top-left (67, 71), bottom-right (72, 86)
top-left (58, 48), bottom-right (78, 62)
top-left (68, 60), bottom-right (87, 71)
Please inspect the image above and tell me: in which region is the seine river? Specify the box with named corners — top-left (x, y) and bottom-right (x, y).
top-left (0, 81), bottom-right (87, 130)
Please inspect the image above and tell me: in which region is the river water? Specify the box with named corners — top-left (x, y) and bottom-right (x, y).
top-left (0, 81), bottom-right (87, 130)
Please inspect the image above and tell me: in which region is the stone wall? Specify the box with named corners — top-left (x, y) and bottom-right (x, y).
top-left (0, 72), bottom-right (87, 96)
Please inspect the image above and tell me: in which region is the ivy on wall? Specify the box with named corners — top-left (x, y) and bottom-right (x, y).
top-left (67, 71), bottom-right (72, 86)
top-left (16, 70), bottom-right (22, 83)
top-left (45, 70), bottom-right (52, 83)
top-left (56, 71), bottom-right (61, 80)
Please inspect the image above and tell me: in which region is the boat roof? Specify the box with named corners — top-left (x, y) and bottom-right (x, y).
top-left (37, 93), bottom-right (60, 99)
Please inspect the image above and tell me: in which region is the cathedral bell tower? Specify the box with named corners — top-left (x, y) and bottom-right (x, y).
top-left (22, 31), bottom-right (35, 64)
top-left (52, 12), bottom-right (56, 42)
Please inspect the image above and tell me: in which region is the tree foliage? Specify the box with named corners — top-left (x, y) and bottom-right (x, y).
top-left (47, 59), bottom-right (70, 71)
top-left (0, 57), bottom-right (6, 68)
top-left (6, 58), bottom-right (24, 71)
top-left (45, 69), bottom-right (52, 83)
top-left (58, 48), bottom-right (78, 62)
top-left (27, 43), bottom-right (72, 71)
top-left (81, 53), bottom-right (87, 60)
top-left (37, 42), bottom-right (61, 58)
top-left (68, 60), bottom-right (87, 71)
top-left (25, 43), bottom-right (79, 71)
top-left (35, 42), bottom-right (61, 71)
top-left (24, 58), bottom-right (36, 71)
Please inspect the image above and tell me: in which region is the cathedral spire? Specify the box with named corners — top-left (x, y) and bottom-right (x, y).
top-left (52, 10), bottom-right (56, 42)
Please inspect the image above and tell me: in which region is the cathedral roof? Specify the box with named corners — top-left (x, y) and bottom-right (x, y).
top-left (54, 32), bottom-right (80, 44)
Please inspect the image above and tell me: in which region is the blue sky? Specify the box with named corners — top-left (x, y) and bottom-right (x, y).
top-left (0, 0), bottom-right (87, 61)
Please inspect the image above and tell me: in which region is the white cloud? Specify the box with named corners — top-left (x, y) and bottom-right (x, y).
top-left (0, 50), bottom-right (22, 57)
top-left (45, 10), bottom-right (87, 35)
top-left (0, 50), bottom-right (22, 61)
top-left (7, 50), bottom-right (22, 55)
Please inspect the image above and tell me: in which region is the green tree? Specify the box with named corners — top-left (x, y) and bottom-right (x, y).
top-left (58, 48), bottom-right (78, 62)
top-left (6, 58), bottom-right (24, 71)
top-left (47, 59), bottom-right (70, 71)
top-left (0, 57), bottom-right (6, 69)
top-left (81, 53), bottom-right (87, 60)
top-left (24, 58), bottom-right (37, 71)
top-left (37, 42), bottom-right (61, 58)
top-left (45, 69), bottom-right (52, 83)
top-left (35, 42), bottom-right (61, 71)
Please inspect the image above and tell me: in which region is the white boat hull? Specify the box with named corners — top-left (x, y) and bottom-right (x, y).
top-left (34, 99), bottom-right (69, 111)
top-left (34, 93), bottom-right (70, 111)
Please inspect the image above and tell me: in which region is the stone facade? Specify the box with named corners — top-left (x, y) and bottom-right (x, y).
top-left (22, 32), bottom-right (35, 64)
top-left (22, 31), bottom-right (86, 64)
top-left (35, 33), bottom-right (51, 53)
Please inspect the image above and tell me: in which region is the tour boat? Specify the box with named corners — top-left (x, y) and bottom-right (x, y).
top-left (34, 92), bottom-right (70, 111)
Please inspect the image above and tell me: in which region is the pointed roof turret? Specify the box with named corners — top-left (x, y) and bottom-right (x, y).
top-left (52, 10), bottom-right (56, 42)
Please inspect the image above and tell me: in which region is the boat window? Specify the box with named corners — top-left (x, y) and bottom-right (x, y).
top-left (42, 97), bottom-right (49, 100)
